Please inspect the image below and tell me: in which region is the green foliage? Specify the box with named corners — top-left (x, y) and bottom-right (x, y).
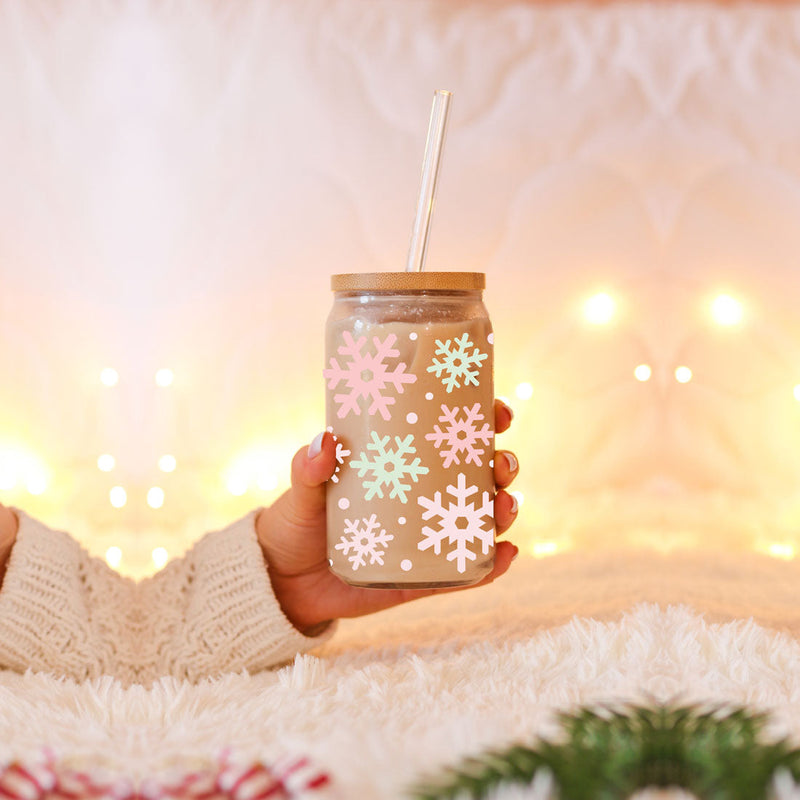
top-left (410, 703), bottom-right (800, 800)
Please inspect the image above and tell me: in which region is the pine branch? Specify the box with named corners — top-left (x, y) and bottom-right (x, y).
top-left (409, 702), bottom-right (800, 800)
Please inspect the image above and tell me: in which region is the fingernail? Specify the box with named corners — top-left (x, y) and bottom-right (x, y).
top-left (511, 546), bottom-right (519, 562)
top-left (509, 493), bottom-right (519, 515)
top-left (307, 432), bottom-right (325, 459)
top-left (504, 451), bottom-right (518, 474)
top-left (499, 399), bottom-right (514, 421)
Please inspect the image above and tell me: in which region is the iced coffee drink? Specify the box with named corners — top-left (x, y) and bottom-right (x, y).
top-left (324, 272), bottom-right (494, 588)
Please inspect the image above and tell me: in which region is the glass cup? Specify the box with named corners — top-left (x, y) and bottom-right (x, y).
top-left (324, 272), bottom-right (495, 588)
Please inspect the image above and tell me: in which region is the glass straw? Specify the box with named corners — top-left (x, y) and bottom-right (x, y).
top-left (406, 89), bottom-right (452, 272)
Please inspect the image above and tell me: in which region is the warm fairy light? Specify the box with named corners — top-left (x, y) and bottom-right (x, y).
top-left (147, 486), bottom-right (165, 509)
top-left (634, 364), bottom-right (652, 382)
top-left (151, 546), bottom-right (169, 569)
top-left (225, 446), bottom-right (294, 498)
top-left (675, 366), bottom-right (693, 384)
top-left (767, 543), bottom-right (795, 560)
top-left (26, 470), bottom-right (48, 495)
top-left (257, 472), bottom-right (279, 491)
top-left (105, 546), bottom-right (122, 569)
top-left (583, 292), bottom-right (616, 325)
top-left (0, 468), bottom-right (14, 491)
top-left (515, 382), bottom-right (534, 400)
top-left (155, 368), bottom-right (174, 387)
top-left (158, 454), bottom-right (177, 472)
top-left (109, 486), bottom-right (127, 508)
top-left (100, 368), bottom-right (119, 387)
top-left (531, 541), bottom-right (559, 558)
top-left (0, 446), bottom-right (49, 494)
top-left (227, 475), bottom-right (248, 496)
top-left (97, 454), bottom-right (115, 472)
top-left (711, 294), bottom-right (743, 326)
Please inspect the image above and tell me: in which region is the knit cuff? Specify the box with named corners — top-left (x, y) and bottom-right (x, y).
top-left (0, 511), bottom-right (103, 681)
top-left (161, 511), bottom-right (335, 681)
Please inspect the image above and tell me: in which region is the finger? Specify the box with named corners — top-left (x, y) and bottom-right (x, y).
top-left (494, 489), bottom-right (519, 536)
top-left (287, 431), bottom-right (337, 518)
top-left (494, 399), bottom-right (514, 434)
top-left (493, 450), bottom-right (519, 489)
top-left (469, 540), bottom-right (518, 586)
top-left (393, 541), bottom-right (519, 606)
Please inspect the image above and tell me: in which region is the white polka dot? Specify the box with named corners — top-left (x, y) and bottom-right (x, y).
top-left (398, 516), bottom-right (406, 525)
top-left (338, 497), bottom-right (350, 510)
top-left (406, 412), bottom-right (418, 424)
top-left (326, 425), bottom-right (333, 432)
top-left (409, 332), bottom-right (418, 340)
top-left (400, 559), bottom-right (413, 571)
top-left (425, 392), bottom-right (434, 400)
top-left (487, 332), bottom-right (494, 344)
top-left (489, 459), bottom-right (494, 468)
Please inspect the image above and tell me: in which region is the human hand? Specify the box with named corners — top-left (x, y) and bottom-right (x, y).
top-left (255, 400), bottom-right (519, 635)
top-left (0, 502), bottom-right (19, 590)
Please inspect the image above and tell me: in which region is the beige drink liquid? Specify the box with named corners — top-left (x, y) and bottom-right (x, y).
top-left (324, 272), bottom-right (494, 588)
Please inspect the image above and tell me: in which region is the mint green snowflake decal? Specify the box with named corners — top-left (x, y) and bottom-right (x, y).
top-left (350, 432), bottom-right (429, 503)
top-left (427, 333), bottom-right (488, 393)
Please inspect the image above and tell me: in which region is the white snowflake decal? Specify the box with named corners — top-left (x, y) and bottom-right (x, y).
top-left (417, 473), bottom-right (494, 573)
top-left (425, 403), bottom-right (494, 467)
top-left (426, 333), bottom-right (488, 393)
top-left (350, 432), bottom-right (429, 503)
top-left (330, 436), bottom-right (351, 484)
top-left (324, 331), bottom-right (417, 419)
top-left (335, 514), bottom-right (394, 571)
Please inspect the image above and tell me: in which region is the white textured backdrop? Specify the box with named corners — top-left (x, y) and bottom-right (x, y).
top-left (1, 0), bottom-right (799, 573)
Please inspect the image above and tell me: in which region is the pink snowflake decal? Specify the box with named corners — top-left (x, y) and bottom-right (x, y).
top-left (417, 473), bottom-right (494, 573)
top-left (425, 403), bottom-right (494, 468)
top-left (335, 514), bottom-right (394, 570)
top-left (324, 331), bottom-right (416, 420)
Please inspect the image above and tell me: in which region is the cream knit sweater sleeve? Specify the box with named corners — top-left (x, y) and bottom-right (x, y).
top-left (0, 510), bottom-right (333, 686)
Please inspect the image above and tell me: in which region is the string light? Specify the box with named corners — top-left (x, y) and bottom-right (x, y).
top-left (158, 454), bottom-right (177, 472)
top-left (531, 541), bottom-right (559, 558)
top-left (583, 292), bottom-right (616, 325)
top-left (767, 543), bottom-right (795, 561)
top-left (711, 294), bottom-right (743, 326)
top-left (26, 471), bottom-right (47, 495)
top-left (155, 368), bottom-right (174, 387)
top-left (227, 476), bottom-right (248, 496)
top-left (105, 546), bottom-right (122, 569)
top-left (0, 447), bottom-right (48, 494)
top-left (515, 382), bottom-right (534, 400)
top-left (634, 364), bottom-right (652, 382)
top-left (257, 472), bottom-right (279, 491)
top-left (147, 487), bottom-right (165, 509)
top-left (109, 486), bottom-right (127, 508)
top-left (675, 366), bottom-right (693, 384)
top-left (0, 468), bottom-right (14, 491)
top-left (100, 368), bottom-right (119, 387)
top-left (97, 454), bottom-right (115, 472)
top-left (151, 546), bottom-right (169, 569)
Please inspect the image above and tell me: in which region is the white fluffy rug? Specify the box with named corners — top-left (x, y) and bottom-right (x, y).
top-left (2, 551), bottom-right (800, 798)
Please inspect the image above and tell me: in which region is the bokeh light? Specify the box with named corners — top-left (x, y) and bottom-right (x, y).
top-left (583, 292), bottom-right (616, 325)
top-left (711, 294), bottom-right (743, 326)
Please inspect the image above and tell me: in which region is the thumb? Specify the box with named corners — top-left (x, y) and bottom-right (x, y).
top-left (287, 431), bottom-right (337, 518)
top-left (257, 431), bottom-right (336, 570)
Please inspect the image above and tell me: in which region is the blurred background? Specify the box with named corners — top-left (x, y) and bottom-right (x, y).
top-left (1, 0), bottom-right (799, 576)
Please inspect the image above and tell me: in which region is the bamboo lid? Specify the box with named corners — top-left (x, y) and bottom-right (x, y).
top-left (331, 272), bottom-right (485, 292)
